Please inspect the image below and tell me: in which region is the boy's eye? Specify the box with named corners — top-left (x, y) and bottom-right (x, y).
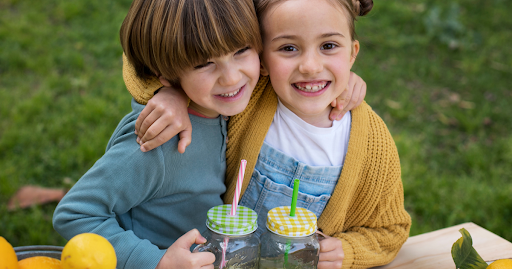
top-left (280, 45), bottom-right (297, 52)
top-left (321, 43), bottom-right (337, 50)
top-left (194, 62), bottom-right (213, 69)
top-left (235, 46), bottom-right (251, 55)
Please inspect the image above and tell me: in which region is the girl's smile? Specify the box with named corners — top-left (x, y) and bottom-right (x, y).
top-left (293, 81), bottom-right (330, 95)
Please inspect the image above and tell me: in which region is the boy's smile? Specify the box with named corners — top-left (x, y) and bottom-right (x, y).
top-left (260, 0), bottom-right (359, 127)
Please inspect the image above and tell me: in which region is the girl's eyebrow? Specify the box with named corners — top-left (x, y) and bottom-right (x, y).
top-left (271, 32), bottom-right (345, 42)
top-left (271, 35), bottom-right (296, 42)
top-left (320, 32), bottom-right (345, 38)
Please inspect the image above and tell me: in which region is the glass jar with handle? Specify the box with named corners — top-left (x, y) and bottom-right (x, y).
top-left (193, 204), bottom-right (260, 269)
top-left (259, 179), bottom-right (320, 268)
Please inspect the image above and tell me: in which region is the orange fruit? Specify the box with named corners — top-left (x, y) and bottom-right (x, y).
top-left (61, 233), bottom-right (116, 269)
top-left (18, 256), bottom-right (60, 269)
top-left (487, 259), bottom-right (512, 269)
top-left (0, 236), bottom-right (18, 269)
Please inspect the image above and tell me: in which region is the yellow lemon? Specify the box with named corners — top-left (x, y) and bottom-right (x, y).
top-left (18, 256), bottom-right (60, 269)
top-left (61, 233), bottom-right (116, 269)
top-left (0, 236), bottom-right (18, 269)
top-left (487, 259), bottom-right (512, 269)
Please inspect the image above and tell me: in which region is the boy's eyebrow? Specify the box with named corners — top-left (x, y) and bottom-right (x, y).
top-left (271, 32), bottom-right (345, 42)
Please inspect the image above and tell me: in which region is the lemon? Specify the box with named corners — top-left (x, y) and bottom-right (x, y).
top-left (487, 259), bottom-right (512, 269)
top-left (0, 236), bottom-right (18, 269)
top-left (61, 233), bottom-right (117, 269)
top-left (18, 256), bottom-right (60, 269)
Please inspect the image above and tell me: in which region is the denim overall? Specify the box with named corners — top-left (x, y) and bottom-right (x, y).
top-left (238, 142), bottom-right (343, 237)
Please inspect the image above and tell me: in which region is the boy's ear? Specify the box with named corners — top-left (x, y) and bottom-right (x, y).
top-left (260, 62), bottom-right (269, 76)
top-left (350, 40), bottom-right (360, 66)
top-left (158, 76), bottom-right (172, 87)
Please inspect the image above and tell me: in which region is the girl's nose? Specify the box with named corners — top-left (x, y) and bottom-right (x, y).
top-left (299, 52), bottom-right (323, 75)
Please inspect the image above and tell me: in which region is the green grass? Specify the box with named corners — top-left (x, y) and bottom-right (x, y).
top-left (1, 0), bottom-right (511, 248)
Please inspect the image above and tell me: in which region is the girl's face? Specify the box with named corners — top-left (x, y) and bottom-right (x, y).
top-left (260, 0), bottom-right (359, 127)
top-left (179, 46), bottom-right (260, 117)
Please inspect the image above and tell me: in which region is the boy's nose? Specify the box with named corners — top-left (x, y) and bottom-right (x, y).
top-left (219, 67), bottom-right (242, 86)
top-left (299, 52), bottom-right (323, 75)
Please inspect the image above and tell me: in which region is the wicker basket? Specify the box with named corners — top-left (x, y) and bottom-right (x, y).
top-left (14, 245), bottom-right (63, 260)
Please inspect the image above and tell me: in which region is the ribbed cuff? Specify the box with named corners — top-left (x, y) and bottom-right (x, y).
top-left (340, 238), bottom-right (355, 269)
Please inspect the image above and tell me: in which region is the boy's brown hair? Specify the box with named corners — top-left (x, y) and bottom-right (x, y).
top-left (120, 0), bottom-right (262, 85)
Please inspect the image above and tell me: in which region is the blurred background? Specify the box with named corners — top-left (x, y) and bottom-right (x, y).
top-left (0, 0), bottom-right (511, 247)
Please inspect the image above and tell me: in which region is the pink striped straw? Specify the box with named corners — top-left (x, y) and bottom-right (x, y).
top-left (230, 159), bottom-right (247, 216)
top-left (220, 237), bottom-right (229, 268)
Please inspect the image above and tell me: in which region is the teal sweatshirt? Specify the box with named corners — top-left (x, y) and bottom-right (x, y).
top-left (53, 99), bottom-right (227, 269)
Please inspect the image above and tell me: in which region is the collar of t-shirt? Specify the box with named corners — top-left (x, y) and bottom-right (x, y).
top-left (187, 108), bottom-right (215, 119)
top-left (263, 99), bottom-right (351, 167)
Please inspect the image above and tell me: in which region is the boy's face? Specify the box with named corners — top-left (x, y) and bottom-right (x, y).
top-left (179, 46), bottom-right (260, 118)
top-left (260, 0), bottom-right (359, 126)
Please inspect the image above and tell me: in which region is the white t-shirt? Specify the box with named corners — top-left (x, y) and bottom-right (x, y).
top-left (264, 99), bottom-right (351, 167)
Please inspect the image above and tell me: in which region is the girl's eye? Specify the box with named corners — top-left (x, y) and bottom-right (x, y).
top-left (235, 46), bottom-right (251, 55)
top-left (194, 62), bottom-right (213, 69)
top-left (321, 43), bottom-right (337, 50)
top-left (280, 46), bottom-right (297, 52)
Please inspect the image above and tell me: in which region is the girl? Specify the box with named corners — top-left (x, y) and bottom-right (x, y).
top-left (125, 0), bottom-right (411, 268)
top-left (53, 0), bottom-right (262, 268)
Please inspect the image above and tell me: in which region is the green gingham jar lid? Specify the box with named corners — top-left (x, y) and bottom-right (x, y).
top-left (206, 205), bottom-right (258, 235)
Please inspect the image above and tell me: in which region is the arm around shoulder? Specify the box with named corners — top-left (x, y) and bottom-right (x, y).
top-left (123, 53), bottom-right (162, 105)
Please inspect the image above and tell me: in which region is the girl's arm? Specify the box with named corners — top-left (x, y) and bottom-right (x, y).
top-left (123, 54), bottom-right (192, 153)
top-left (334, 121), bottom-right (411, 269)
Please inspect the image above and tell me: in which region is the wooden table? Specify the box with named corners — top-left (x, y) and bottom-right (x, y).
top-left (372, 222), bottom-right (512, 269)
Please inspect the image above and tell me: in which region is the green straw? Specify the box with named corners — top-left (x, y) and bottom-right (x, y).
top-left (290, 179), bottom-right (300, 217)
top-left (285, 179), bottom-right (300, 265)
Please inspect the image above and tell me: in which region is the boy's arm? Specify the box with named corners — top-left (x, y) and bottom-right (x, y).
top-left (123, 54), bottom-right (192, 153)
top-left (329, 72), bottom-right (366, 121)
top-left (53, 128), bottom-right (169, 268)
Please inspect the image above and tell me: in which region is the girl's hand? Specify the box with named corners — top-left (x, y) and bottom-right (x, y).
top-left (317, 231), bottom-right (344, 269)
top-left (156, 229), bottom-right (215, 269)
top-left (329, 71), bottom-right (367, 121)
top-left (135, 78), bottom-right (191, 153)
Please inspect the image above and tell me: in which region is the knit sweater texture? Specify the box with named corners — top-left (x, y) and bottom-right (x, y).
top-left (123, 55), bottom-right (412, 269)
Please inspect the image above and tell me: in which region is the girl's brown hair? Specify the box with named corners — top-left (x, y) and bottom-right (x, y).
top-left (120, 0), bottom-right (262, 84)
top-left (254, 0), bottom-right (373, 41)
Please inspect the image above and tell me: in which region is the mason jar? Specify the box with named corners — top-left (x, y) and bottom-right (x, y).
top-left (259, 206), bottom-right (320, 268)
top-left (193, 204), bottom-right (260, 269)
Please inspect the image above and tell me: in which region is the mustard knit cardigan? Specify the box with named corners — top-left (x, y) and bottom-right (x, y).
top-left (123, 55), bottom-right (412, 269)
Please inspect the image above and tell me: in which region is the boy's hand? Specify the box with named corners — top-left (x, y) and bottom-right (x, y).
top-left (317, 231), bottom-right (344, 269)
top-left (156, 229), bottom-right (215, 269)
top-left (135, 80), bottom-right (192, 153)
top-left (329, 72), bottom-right (366, 121)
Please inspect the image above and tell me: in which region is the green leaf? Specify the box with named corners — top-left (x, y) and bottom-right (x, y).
top-left (451, 228), bottom-right (488, 269)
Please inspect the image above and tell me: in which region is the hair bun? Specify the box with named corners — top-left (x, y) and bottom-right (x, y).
top-left (353, 0), bottom-right (373, 16)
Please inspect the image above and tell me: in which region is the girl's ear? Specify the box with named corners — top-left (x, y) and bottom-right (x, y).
top-left (260, 61), bottom-right (269, 76)
top-left (350, 40), bottom-right (360, 66)
top-left (158, 76), bottom-right (172, 87)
